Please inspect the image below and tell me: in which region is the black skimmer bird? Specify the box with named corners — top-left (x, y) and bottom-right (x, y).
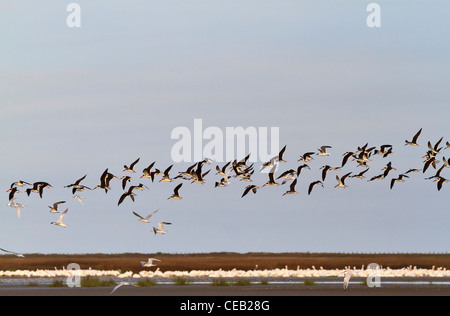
top-left (168, 183), bottom-right (183, 200)
top-left (191, 163), bottom-right (210, 184)
top-left (423, 157), bottom-right (438, 173)
top-left (175, 163), bottom-right (197, 180)
top-left (71, 185), bottom-right (92, 195)
top-left (141, 162), bottom-right (156, 179)
top-left (7, 187), bottom-right (20, 201)
top-left (436, 177), bottom-right (449, 191)
top-left (215, 172), bottom-right (232, 187)
top-left (159, 165), bottom-right (174, 182)
top-left (320, 165), bottom-right (332, 181)
top-left (351, 169), bottom-right (370, 179)
top-left (10, 181), bottom-right (32, 189)
top-left (390, 174), bottom-right (409, 190)
top-left (443, 157), bottom-right (450, 168)
top-left (368, 174), bottom-right (385, 182)
top-left (383, 147), bottom-right (395, 158)
top-left (405, 128), bottom-right (422, 146)
top-left (335, 173), bottom-right (352, 189)
top-left (118, 187), bottom-right (138, 206)
top-left (216, 162), bottom-right (231, 176)
top-left (50, 209), bottom-right (69, 228)
top-left (94, 169), bottom-right (117, 193)
top-left (261, 156), bottom-right (278, 172)
top-left (374, 145), bottom-right (393, 156)
top-left (241, 185), bottom-right (259, 198)
top-left (308, 181), bottom-right (324, 195)
top-left (25, 182), bottom-right (52, 199)
top-left (425, 165), bottom-right (445, 181)
top-left (49, 201), bottom-right (66, 214)
top-left (283, 179), bottom-right (299, 196)
top-left (262, 172), bottom-right (279, 187)
top-left (64, 175), bottom-right (87, 190)
top-left (123, 158), bottom-right (140, 173)
top-left (317, 146), bottom-right (332, 157)
top-left (298, 152), bottom-right (315, 162)
top-left (152, 222), bottom-right (172, 235)
top-left (133, 210), bottom-right (158, 223)
top-left (446, 142), bottom-right (450, 150)
top-left (277, 145), bottom-right (287, 163)
top-left (428, 137), bottom-right (444, 156)
top-left (120, 176), bottom-right (133, 190)
top-left (341, 152), bottom-right (355, 168)
top-left (297, 164), bottom-right (310, 177)
top-left (382, 162), bottom-right (397, 178)
top-left (277, 169), bottom-right (296, 185)
top-left (405, 169), bottom-right (420, 174)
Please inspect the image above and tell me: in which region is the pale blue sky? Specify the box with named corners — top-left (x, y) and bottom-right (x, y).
top-left (0, 1), bottom-right (449, 254)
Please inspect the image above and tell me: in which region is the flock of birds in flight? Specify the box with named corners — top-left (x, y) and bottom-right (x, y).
top-left (4, 129), bottom-right (450, 238)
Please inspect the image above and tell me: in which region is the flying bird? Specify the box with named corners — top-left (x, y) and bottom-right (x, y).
top-left (308, 181), bottom-right (324, 195)
top-left (141, 258), bottom-right (161, 268)
top-left (390, 174), bottom-right (409, 190)
top-left (49, 201), bottom-right (66, 214)
top-left (242, 185), bottom-right (259, 198)
top-left (405, 128), bottom-right (422, 146)
top-left (283, 179), bottom-right (299, 196)
top-left (132, 210), bottom-right (159, 223)
top-left (168, 183), bottom-right (183, 200)
top-left (0, 248), bottom-right (25, 258)
top-left (152, 222), bottom-right (172, 235)
top-left (335, 173), bottom-right (352, 189)
top-left (50, 209), bottom-right (69, 228)
top-left (159, 165), bottom-right (174, 182)
top-left (124, 158), bottom-right (140, 173)
top-left (317, 146), bottom-right (332, 157)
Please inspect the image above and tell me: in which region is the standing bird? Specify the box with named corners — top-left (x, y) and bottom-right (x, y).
top-left (123, 158), bottom-right (140, 173)
top-left (50, 209), bottom-right (69, 228)
top-left (308, 181), bottom-right (324, 195)
top-left (343, 270), bottom-right (353, 291)
top-left (405, 128), bottom-right (422, 146)
top-left (168, 183), bottom-right (183, 200)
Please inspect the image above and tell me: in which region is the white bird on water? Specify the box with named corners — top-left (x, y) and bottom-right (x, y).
top-left (141, 258), bottom-right (161, 268)
top-left (50, 209), bottom-right (69, 228)
top-left (343, 270), bottom-right (353, 291)
top-left (110, 282), bottom-right (140, 295)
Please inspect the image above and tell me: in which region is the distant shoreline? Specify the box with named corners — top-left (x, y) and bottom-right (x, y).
top-left (1, 252), bottom-right (449, 273)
